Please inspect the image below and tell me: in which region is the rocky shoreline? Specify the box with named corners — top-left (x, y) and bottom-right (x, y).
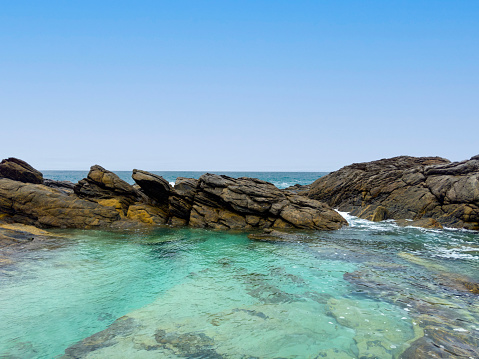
top-left (0, 158), bottom-right (346, 236)
top-left (1, 155), bottom-right (478, 238)
top-left (308, 155), bottom-right (479, 230)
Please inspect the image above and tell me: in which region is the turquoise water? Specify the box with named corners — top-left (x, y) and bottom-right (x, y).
top-left (1, 214), bottom-right (478, 358)
top-left (42, 171), bottom-right (327, 189)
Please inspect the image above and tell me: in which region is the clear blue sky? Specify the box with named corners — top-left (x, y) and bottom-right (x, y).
top-left (1, 1), bottom-right (478, 171)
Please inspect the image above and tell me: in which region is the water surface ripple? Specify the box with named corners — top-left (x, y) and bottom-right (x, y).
top-left (1, 215), bottom-right (478, 358)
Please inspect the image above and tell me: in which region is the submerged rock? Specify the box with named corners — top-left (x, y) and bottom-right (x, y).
top-left (308, 155), bottom-right (479, 230)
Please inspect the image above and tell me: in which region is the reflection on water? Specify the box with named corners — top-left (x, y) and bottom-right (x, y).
top-left (1, 216), bottom-right (478, 358)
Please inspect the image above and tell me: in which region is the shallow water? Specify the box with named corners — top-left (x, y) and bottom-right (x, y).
top-left (1, 215), bottom-right (478, 358)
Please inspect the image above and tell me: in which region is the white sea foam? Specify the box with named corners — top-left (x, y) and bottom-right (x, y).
top-left (335, 210), bottom-right (399, 231)
top-left (425, 245), bottom-right (479, 261)
top-left (169, 182), bottom-right (175, 187)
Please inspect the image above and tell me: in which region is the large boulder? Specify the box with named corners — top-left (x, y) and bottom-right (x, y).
top-left (188, 174), bottom-right (347, 230)
top-left (74, 165), bottom-right (138, 200)
top-left (308, 155), bottom-right (479, 230)
top-left (0, 178), bottom-right (120, 228)
top-left (132, 169), bottom-right (171, 203)
top-left (0, 157), bottom-right (43, 184)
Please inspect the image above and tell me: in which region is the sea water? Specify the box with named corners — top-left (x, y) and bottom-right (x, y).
top-left (41, 170), bottom-right (326, 189)
top-left (1, 173), bottom-right (478, 358)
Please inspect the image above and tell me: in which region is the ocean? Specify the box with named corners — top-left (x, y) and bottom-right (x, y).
top-left (41, 170), bottom-right (327, 189)
top-left (1, 172), bottom-right (478, 358)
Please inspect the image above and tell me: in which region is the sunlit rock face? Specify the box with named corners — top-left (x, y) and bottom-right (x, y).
top-left (0, 158), bottom-right (346, 230)
top-left (308, 155), bottom-right (479, 230)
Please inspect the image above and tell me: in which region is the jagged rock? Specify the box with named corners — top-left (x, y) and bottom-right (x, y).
top-left (132, 169), bottom-right (171, 203)
top-left (308, 156), bottom-right (479, 230)
top-left (248, 229), bottom-right (305, 242)
top-left (43, 179), bottom-right (75, 194)
top-left (75, 165), bottom-right (138, 200)
top-left (0, 157), bottom-right (43, 184)
top-left (0, 178), bottom-right (120, 228)
top-left (0, 159), bottom-right (346, 232)
top-left (188, 174), bottom-right (347, 230)
top-left (126, 203), bottom-right (168, 225)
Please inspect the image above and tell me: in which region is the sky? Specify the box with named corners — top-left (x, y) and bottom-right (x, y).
top-left (1, 1), bottom-right (478, 171)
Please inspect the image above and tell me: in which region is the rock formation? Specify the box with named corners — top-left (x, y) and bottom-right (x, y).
top-left (0, 157), bottom-right (43, 184)
top-left (0, 158), bottom-right (346, 231)
top-left (308, 155), bottom-right (479, 230)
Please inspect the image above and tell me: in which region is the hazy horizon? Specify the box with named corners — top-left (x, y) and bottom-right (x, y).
top-left (2, 1), bottom-right (478, 171)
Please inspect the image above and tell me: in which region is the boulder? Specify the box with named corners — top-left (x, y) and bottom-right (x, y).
top-left (0, 157), bottom-right (43, 184)
top-left (308, 156), bottom-right (479, 230)
top-left (189, 174), bottom-right (347, 230)
top-left (74, 165), bottom-right (138, 200)
top-left (0, 178), bottom-right (120, 228)
top-left (132, 170), bottom-right (172, 203)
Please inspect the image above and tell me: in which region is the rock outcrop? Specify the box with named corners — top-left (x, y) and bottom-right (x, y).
top-left (0, 159), bottom-right (346, 231)
top-left (0, 178), bottom-right (120, 228)
top-left (0, 157), bottom-right (43, 184)
top-left (184, 174), bottom-right (346, 230)
top-left (308, 155), bottom-right (479, 230)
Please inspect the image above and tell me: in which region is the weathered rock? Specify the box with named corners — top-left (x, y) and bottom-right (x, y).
top-left (132, 169), bottom-right (171, 203)
top-left (248, 229), bottom-right (305, 242)
top-left (189, 174), bottom-right (347, 230)
top-left (396, 218), bottom-right (443, 229)
top-left (167, 177), bottom-right (199, 225)
top-left (0, 157), bottom-right (43, 184)
top-left (0, 158), bottom-right (347, 232)
top-left (74, 165), bottom-right (138, 200)
top-left (308, 155), bottom-right (479, 230)
top-left (371, 205), bottom-right (387, 222)
top-left (0, 178), bottom-right (120, 228)
top-left (43, 179), bottom-right (75, 194)
top-left (283, 183), bottom-right (311, 195)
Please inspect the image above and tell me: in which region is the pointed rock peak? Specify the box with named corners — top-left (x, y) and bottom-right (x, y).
top-left (0, 157), bottom-right (43, 184)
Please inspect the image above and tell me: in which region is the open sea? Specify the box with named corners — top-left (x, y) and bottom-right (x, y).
top-left (1, 172), bottom-right (478, 358)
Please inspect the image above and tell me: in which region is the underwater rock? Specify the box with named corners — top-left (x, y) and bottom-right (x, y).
top-left (326, 297), bottom-right (417, 359)
top-left (401, 326), bottom-right (479, 358)
top-left (154, 329), bottom-right (224, 358)
top-left (308, 155), bottom-right (479, 230)
top-left (63, 316), bottom-right (137, 358)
